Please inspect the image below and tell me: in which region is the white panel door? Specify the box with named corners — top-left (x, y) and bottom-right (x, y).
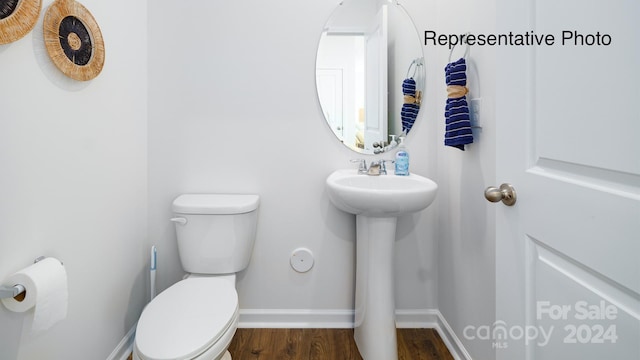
top-left (363, 4), bottom-right (388, 151)
top-left (495, 0), bottom-right (640, 359)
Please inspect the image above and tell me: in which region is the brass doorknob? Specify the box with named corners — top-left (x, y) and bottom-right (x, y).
top-left (484, 183), bottom-right (517, 206)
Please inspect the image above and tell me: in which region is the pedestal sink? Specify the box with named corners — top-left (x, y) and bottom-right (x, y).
top-left (326, 169), bottom-right (438, 360)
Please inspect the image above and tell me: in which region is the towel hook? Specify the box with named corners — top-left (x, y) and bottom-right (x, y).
top-left (406, 57), bottom-right (423, 79)
top-left (448, 32), bottom-right (471, 63)
top-left (406, 59), bottom-right (417, 78)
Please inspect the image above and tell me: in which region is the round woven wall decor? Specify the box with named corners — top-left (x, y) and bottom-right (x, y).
top-left (0, 0), bottom-right (42, 44)
top-left (43, 0), bottom-right (104, 81)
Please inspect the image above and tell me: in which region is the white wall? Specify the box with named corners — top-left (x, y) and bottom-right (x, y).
top-left (148, 0), bottom-right (439, 322)
top-left (0, 0), bottom-right (148, 359)
top-left (0, 0), bottom-right (499, 357)
top-left (433, 0), bottom-right (498, 359)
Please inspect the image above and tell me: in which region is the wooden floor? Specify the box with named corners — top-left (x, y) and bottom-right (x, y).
top-left (228, 328), bottom-right (454, 360)
top-left (128, 328), bottom-right (453, 360)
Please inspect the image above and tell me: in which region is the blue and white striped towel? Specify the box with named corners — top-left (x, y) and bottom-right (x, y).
top-left (444, 58), bottom-right (473, 150)
top-left (401, 78), bottom-right (420, 134)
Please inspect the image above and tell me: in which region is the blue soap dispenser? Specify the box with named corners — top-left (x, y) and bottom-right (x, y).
top-left (394, 137), bottom-right (409, 176)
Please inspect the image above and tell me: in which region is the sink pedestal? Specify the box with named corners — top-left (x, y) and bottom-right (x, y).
top-left (325, 169), bottom-right (438, 360)
top-left (354, 215), bottom-right (398, 360)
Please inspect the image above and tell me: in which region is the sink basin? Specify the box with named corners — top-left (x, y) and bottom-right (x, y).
top-left (326, 168), bottom-right (438, 360)
top-left (326, 169), bottom-right (438, 217)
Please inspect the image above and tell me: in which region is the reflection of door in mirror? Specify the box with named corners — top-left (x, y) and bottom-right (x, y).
top-left (316, 69), bottom-right (344, 141)
top-left (363, 5), bottom-right (388, 152)
top-left (316, 6), bottom-right (388, 153)
top-left (317, 34), bottom-right (364, 150)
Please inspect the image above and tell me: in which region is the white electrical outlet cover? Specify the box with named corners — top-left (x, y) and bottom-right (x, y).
top-left (290, 248), bottom-right (314, 273)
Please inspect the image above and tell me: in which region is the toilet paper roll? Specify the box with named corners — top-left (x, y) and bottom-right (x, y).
top-left (1, 258), bottom-right (68, 333)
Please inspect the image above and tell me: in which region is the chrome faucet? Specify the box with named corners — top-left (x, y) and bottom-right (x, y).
top-left (351, 159), bottom-right (390, 176)
top-left (369, 159), bottom-right (390, 175)
top-left (379, 160), bottom-right (390, 175)
top-left (367, 162), bottom-right (382, 175)
top-left (351, 159), bottom-right (368, 174)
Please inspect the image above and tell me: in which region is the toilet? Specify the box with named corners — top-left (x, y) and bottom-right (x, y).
top-left (133, 194), bottom-right (259, 360)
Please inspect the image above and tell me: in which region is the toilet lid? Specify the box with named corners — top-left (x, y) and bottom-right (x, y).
top-left (135, 277), bottom-right (238, 360)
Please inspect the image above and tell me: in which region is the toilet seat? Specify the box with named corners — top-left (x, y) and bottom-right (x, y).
top-left (134, 277), bottom-right (238, 360)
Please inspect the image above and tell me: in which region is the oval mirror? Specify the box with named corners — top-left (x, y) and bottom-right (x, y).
top-left (316, 0), bottom-right (424, 154)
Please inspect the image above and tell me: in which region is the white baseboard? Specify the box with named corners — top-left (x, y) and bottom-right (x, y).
top-left (395, 309), bottom-right (472, 360)
top-left (430, 310), bottom-right (473, 360)
top-left (239, 308), bottom-right (470, 360)
top-left (111, 309), bottom-right (471, 360)
top-left (106, 325), bottom-right (135, 360)
top-left (395, 308), bottom-right (440, 328)
top-left (239, 308), bottom-right (355, 328)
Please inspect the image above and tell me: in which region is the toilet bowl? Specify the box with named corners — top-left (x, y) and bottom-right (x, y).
top-left (133, 276), bottom-right (238, 360)
top-left (133, 194), bottom-right (259, 360)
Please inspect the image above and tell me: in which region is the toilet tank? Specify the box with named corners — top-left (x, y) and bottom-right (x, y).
top-left (171, 194), bottom-right (259, 274)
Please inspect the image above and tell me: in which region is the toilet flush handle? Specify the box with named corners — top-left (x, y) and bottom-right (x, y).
top-left (170, 217), bottom-right (187, 225)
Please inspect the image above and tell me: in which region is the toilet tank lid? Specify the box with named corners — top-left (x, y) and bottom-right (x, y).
top-left (172, 194), bottom-right (259, 214)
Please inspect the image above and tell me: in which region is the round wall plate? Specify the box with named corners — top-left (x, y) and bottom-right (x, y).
top-left (0, 0), bottom-right (42, 44)
top-left (290, 248), bottom-right (314, 273)
top-left (43, 0), bottom-right (104, 81)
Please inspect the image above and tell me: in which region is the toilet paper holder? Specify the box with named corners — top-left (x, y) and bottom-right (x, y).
top-left (0, 284), bottom-right (26, 299)
top-left (0, 256), bottom-right (63, 300)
